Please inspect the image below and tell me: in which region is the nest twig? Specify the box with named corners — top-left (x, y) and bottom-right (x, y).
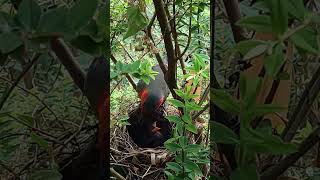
top-left (110, 125), bottom-right (174, 179)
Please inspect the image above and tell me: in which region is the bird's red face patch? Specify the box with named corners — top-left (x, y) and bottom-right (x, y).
top-left (157, 97), bottom-right (164, 109)
top-left (140, 88), bottom-right (148, 111)
top-left (140, 88), bottom-right (164, 114)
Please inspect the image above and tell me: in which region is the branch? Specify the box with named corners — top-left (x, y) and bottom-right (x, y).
top-left (0, 160), bottom-right (18, 179)
top-left (146, 12), bottom-right (157, 45)
top-left (175, 1), bottom-right (192, 75)
top-left (198, 84), bottom-right (210, 106)
top-left (282, 64), bottom-right (320, 142)
top-left (222, 0), bottom-right (245, 43)
top-left (110, 168), bottom-right (126, 180)
top-left (261, 127), bottom-right (320, 180)
top-left (0, 77), bottom-right (59, 121)
top-left (153, 0), bottom-right (179, 99)
top-left (165, 1), bottom-right (188, 75)
top-left (50, 38), bottom-right (86, 92)
top-left (0, 54), bottom-right (39, 111)
top-left (145, 28), bottom-right (167, 74)
top-left (192, 103), bottom-right (209, 121)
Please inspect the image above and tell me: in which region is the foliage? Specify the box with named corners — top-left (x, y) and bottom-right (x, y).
top-left (213, 0), bottom-right (320, 179)
top-left (165, 55), bottom-right (209, 180)
top-left (111, 0), bottom-right (210, 179)
top-left (0, 0), bottom-right (107, 179)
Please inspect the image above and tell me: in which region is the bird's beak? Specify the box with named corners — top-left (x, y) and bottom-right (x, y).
top-left (152, 127), bottom-right (161, 133)
top-left (152, 121), bottom-right (161, 133)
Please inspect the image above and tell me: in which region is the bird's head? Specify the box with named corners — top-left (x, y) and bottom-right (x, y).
top-left (139, 88), bottom-right (164, 115)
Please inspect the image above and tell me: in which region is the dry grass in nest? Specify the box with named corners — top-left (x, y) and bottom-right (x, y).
top-left (110, 125), bottom-right (174, 179)
top-left (110, 103), bottom-right (179, 179)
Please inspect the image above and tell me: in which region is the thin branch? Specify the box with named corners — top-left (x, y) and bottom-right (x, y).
top-left (198, 84), bottom-right (210, 106)
top-left (165, 1), bottom-right (188, 75)
top-left (261, 127), bottom-right (320, 180)
top-left (192, 103), bottom-right (209, 121)
top-left (111, 78), bottom-right (123, 94)
top-left (110, 54), bottom-right (137, 91)
top-left (0, 54), bottom-right (39, 111)
top-left (153, 0), bottom-right (179, 100)
top-left (144, 31), bottom-right (168, 74)
top-left (176, 1), bottom-right (193, 66)
top-left (222, 0), bottom-right (245, 43)
top-left (0, 160), bottom-right (18, 179)
top-left (282, 64), bottom-right (320, 142)
top-left (0, 77), bottom-right (59, 121)
top-left (110, 168), bottom-right (126, 180)
top-left (50, 38), bottom-right (86, 92)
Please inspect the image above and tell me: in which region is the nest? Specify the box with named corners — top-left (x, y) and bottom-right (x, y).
top-left (110, 103), bottom-right (178, 179)
top-left (110, 126), bottom-right (174, 179)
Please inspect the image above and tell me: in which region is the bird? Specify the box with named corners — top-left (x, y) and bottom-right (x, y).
top-left (126, 63), bottom-right (172, 148)
top-left (84, 56), bottom-right (108, 179)
top-left (136, 64), bottom-right (170, 117)
top-left (127, 109), bottom-right (172, 148)
top-left (60, 56), bottom-right (108, 180)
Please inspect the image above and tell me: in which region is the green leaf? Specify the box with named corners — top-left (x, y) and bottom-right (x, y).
top-left (0, 12), bottom-right (10, 33)
top-left (211, 89), bottom-right (240, 115)
top-left (265, 0), bottom-right (288, 34)
top-left (184, 160), bottom-right (202, 176)
top-left (38, 7), bottom-right (69, 34)
top-left (290, 28), bottom-right (318, 55)
top-left (80, 20), bottom-right (104, 43)
top-left (186, 123), bottom-right (197, 134)
top-left (96, 3), bottom-right (108, 32)
top-left (264, 43), bottom-right (285, 78)
top-left (235, 40), bottom-right (267, 56)
top-left (230, 165), bottom-right (259, 180)
top-left (253, 104), bottom-right (287, 117)
top-left (68, 0), bottom-right (98, 31)
top-left (0, 0), bottom-right (9, 7)
top-left (0, 32), bottom-right (22, 53)
top-left (70, 35), bottom-right (103, 56)
top-left (312, 15), bottom-right (320, 24)
top-left (182, 114), bottom-right (192, 124)
top-left (129, 61), bottom-right (141, 72)
top-left (243, 44), bottom-right (268, 60)
top-left (243, 128), bottom-right (297, 155)
top-left (240, 75), bottom-right (262, 108)
top-left (0, 112), bottom-right (10, 118)
top-left (18, 0), bottom-right (41, 31)
top-left (174, 89), bottom-right (185, 98)
top-left (29, 169), bottom-right (62, 180)
top-left (256, 119), bottom-right (273, 135)
top-left (287, 0), bottom-right (306, 20)
top-left (166, 162), bottom-right (183, 173)
top-left (123, 6), bottom-right (148, 39)
top-left (15, 114), bottom-right (34, 127)
top-left (185, 144), bottom-right (202, 153)
top-left (164, 171), bottom-right (175, 180)
top-left (166, 115), bottom-right (182, 124)
top-left (178, 136), bottom-right (188, 148)
top-left (30, 132), bottom-right (48, 149)
top-left (165, 142), bottom-right (182, 152)
top-left (211, 121), bottom-right (239, 144)
top-left (186, 102), bottom-right (203, 111)
top-left (168, 99), bottom-right (184, 108)
top-left (236, 15), bottom-right (273, 32)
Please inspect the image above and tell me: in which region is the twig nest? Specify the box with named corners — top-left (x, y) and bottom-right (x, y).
top-left (110, 102), bottom-right (179, 179)
top-left (110, 125), bottom-right (174, 179)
